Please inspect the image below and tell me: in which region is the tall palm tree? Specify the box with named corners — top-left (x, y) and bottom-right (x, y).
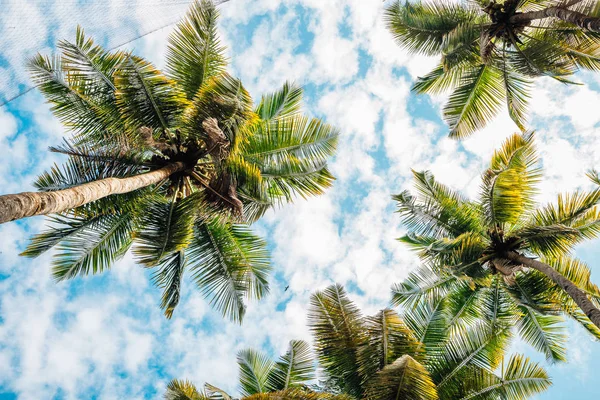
top-left (384, 0), bottom-right (600, 138)
top-left (391, 132), bottom-right (600, 362)
top-left (167, 284), bottom-right (551, 399)
top-left (164, 340), bottom-right (351, 400)
top-left (3, 0), bottom-right (338, 321)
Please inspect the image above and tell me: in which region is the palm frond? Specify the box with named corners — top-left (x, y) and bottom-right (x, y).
top-left (164, 379), bottom-right (207, 400)
top-left (154, 251), bottom-right (187, 319)
top-left (166, 0), bottom-right (227, 100)
top-left (516, 304), bottom-right (566, 362)
top-left (444, 63), bottom-right (506, 139)
top-left (384, 1), bottom-right (477, 56)
top-left (363, 355), bottom-right (438, 400)
top-left (255, 82), bottom-right (303, 121)
top-left (47, 212), bottom-right (134, 281)
top-left (133, 193), bottom-right (196, 267)
top-left (308, 284), bottom-right (365, 398)
top-left (479, 132), bottom-right (541, 226)
top-left (238, 349), bottom-right (275, 396)
top-left (357, 309), bottom-right (422, 385)
top-left (115, 55), bottom-right (186, 131)
top-left (187, 219), bottom-right (270, 323)
top-left (267, 340), bottom-right (315, 391)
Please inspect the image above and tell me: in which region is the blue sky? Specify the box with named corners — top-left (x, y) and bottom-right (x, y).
top-left (1, 0), bottom-right (600, 398)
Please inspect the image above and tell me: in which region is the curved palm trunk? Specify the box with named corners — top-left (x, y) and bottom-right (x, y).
top-left (505, 251), bottom-right (600, 329)
top-left (510, 7), bottom-right (600, 32)
top-left (0, 162), bottom-right (185, 224)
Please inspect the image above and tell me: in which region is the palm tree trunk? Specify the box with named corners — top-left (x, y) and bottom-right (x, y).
top-left (505, 251), bottom-right (600, 329)
top-left (510, 7), bottom-right (600, 32)
top-left (0, 162), bottom-right (185, 224)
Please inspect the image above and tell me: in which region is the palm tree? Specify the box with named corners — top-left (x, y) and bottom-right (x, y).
top-left (309, 284), bottom-right (550, 399)
top-left (391, 131), bottom-right (600, 364)
top-left (384, 0), bottom-right (600, 138)
top-left (4, 0), bottom-right (338, 321)
top-left (164, 340), bottom-right (351, 399)
top-left (166, 284), bottom-right (551, 399)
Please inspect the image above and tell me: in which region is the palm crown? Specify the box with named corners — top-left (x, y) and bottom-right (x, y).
top-left (392, 132), bottom-right (600, 364)
top-left (17, 0), bottom-right (338, 322)
top-left (385, 0), bottom-right (600, 138)
top-left (166, 284), bottom-right (551, 399)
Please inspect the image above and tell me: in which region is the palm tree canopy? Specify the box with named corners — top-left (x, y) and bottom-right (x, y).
top-left (392, 131), bottom-right (600, 364)
top-left (21, 0), bottom-right (338, 322)
top-left (166, 284), bottom-right (550, 399)
top-left (165, 340), bottom-right (350, 399)
top-left (385, 0), bottom-right (600, 138)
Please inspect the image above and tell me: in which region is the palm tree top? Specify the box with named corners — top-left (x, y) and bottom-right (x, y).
top-left (13, 0), bottom-right (339, 322)
top-left (166, 284), bottom-right (551, 399)
top-left (392, 131), bottom-right (600, 363)
top-left (384, 0), bottom-right (600, 137)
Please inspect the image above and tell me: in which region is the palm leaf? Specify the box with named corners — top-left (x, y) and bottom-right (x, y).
top-left (187, 219), bottom-right (270, 323)
top-left (479, 132), bottom-right (541, 226)
top-left (238, 349), bottom-right (275, 396)
top-left (267, 340), bottom-right (315, 391)
top-left (444, 63), bottom-right (506, 138)
top-left (308, 284), bottom-right (365, 398)
top-left (363, 355), bottom-right (438, 400)
top-left (48, 212), bottom-right (134, 281)
top-left (166, 0), bottom-right (227, 100)
top-left (255, 82), bottom-right (303, 120)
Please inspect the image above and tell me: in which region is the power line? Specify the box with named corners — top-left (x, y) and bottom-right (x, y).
top-left (0, 0), bottom-right (230, 108)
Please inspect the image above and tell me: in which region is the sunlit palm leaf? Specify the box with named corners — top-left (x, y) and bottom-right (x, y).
top-left (255, 82), bottom-right (303, 120)
top-left (238, 349), bottom-right (275, 396)
top-left (166, 0), bottom-right (227, 100)
top-left (267, 340), bottom-right (315, 391)
top-left (363, 355), bottom-right (438, 400)
top-left (309, 284), bottom-right (365, 398)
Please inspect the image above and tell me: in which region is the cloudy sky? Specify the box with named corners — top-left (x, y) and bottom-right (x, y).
top-left (1, 0), bottom-right (600, 398)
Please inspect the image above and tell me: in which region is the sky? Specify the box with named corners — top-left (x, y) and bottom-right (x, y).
top-left (1, 0), bottom-right (600, 398)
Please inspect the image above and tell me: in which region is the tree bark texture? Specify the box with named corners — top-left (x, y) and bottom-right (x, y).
top-left (510, 7), bottom-right (600, 32)
top-left (0, 162), bottom-right (185, 224)
top-left (505, 251), bottom-right (600, 329)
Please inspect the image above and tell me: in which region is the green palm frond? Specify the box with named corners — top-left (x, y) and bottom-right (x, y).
top-left (412, 62), bottom-right (472, 94)
top-left (154, 250), bottom-right (187, 319)
top-left (187, 218), bottom-right (270, 323)
top-left (48, 212), bottom-right (134, 281)
top-left (238, 349), bottom-right (275, 396)
top-left (391, 264), bottom-right (462, 308)
top-left (479, 132), bottom-right (541, 226)
top-left (502, 55), bottom-right (532, 131)
top-left (363, 355), bottom-right (439, 400)
top-left (243, 116), bottom-right (339, 172)
top-left (255, 82), bottom-right (304, 121)
top-left (458, 354), bottom-right (551, 400)
top-left (432, 321), bottom-right (512, 391)
top-left (28, 53), bottom-right (123, 146)
top-left (358, 309), bottom-right (422, 385)
top-left (402, 295), bottom-right (449, 352)
top-left (384, 1), bottom-right (477, 56)
top-left (133, 193), bottom-right (196, 267)
top-left (540, 256), bottom-right (600, 305)
top-left (267, 340), bottom-right (315, 391)
top-left (184, 73), bottom-right (254, 143)
top-left (516, 304), bottom-right (567, 362)
top-left (309, 284), bottom-right (365, 398)
top-left (444, 64), bottom-right (506, 139)
top-left (164, 379), bottom-right (208, 400)
top-left (244, 389), bottom-right (351, 400)
top-left (166, 0), bottom-right (227, 100)
top-left (115, 55), bottom-right (187, 132)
